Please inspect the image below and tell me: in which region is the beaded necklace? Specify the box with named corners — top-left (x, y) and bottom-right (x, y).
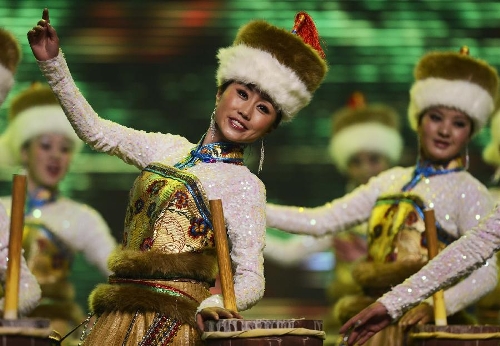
top-left (174, 136), bottom-right (246, 170)
top-left (402, 156), bottom-right (465, 192)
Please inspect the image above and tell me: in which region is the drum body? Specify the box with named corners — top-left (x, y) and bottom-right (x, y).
top-left (0, 335), bottom-right (60, 346)
top-left (203, 319), bottom-right (325, 346)
top-left (407, 325), bottom-right (500, 346)
top-left (0, 318), bottom-right (60, 346)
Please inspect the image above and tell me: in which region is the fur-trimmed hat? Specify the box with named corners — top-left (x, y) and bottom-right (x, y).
top-left (0, 82), bottom-right (82, 166)
top-left (328, 92), bottom-right (403, 172)
top-left (0, 28), bottom-right (21, 106)
top-left (408, 46), bottom-right (498, 136)
top-left (216, 12), bottom-right (328, 122)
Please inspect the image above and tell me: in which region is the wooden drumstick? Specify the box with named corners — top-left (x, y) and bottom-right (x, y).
top-left (423, 209), bottom-right (447, 326)
top-left (4, 174), bottom-right (27, 320)
top-left (209, 199), bottom-right (237, 312)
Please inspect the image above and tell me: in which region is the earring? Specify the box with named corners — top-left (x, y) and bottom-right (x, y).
top-left (210, 108), bottom-right (216, 141)
top-left (258, 138), bottom-right (265, 173)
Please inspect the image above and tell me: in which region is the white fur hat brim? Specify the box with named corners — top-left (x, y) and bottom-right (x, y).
top-left (216, 44), bottom-right (311, 122)
top-left (0, 64), bottom-right (14, 106)
top-left (0, 104), bottom-right (82, 166)
top-left (408, 78), bottom-right (494, 135)
top-left (328, 123), bottom-right (403, 172)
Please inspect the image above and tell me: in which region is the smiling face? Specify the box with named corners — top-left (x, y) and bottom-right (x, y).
top-left (208, 82), bottom-right (279, 144)
top-left (21, 133), bottom-right (75, 191)
top-left (417, 106), bottom-right (472, 163)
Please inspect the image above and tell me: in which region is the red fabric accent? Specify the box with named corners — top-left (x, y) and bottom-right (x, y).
top-left (292, 11), bottom-right (326, 60)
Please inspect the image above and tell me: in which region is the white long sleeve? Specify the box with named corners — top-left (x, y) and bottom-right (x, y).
top-left (266, 166), bottom-right (496, 316)
top-left (379, 206), bottom-right (500, 320)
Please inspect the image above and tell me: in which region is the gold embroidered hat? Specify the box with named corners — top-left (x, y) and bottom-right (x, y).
top-left (0, 82), bottom-right (82, 165)
top-left (408, 46), bottom-right (498, 136)
top-left (216, 12), bottom-right (328, 122)
top-left (328, 92), bottom-right (403, 172)
top-left (0, 28), bottom-right (21, 105)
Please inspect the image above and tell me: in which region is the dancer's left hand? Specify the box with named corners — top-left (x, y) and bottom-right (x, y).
top-left (339, 301), bottom-right (392, 345)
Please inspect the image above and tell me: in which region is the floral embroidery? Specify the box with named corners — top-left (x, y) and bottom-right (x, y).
top-left (189, 218), bottom-right (210, 238)
top-left (173, 191), bottom-right (188, 209)
top-left (147, 180), bottom-right (166, 195)
top-left (140, 237), bottom-right (154, 251)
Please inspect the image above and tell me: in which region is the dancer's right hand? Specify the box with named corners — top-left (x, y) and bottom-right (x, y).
top-left (27, 8), bottom-right (60, 61)
top-left (196, 307), bottom-right (243, 331)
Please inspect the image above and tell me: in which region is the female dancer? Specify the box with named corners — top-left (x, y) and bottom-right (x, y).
top-left (27, 8), bottom-right (328, 345)
top-left (0, 82), bottom-right (117, 343)
top-left (264, 92), bottom-right (403, 343)
top-left (0, 27), bottom-right (40, 316)
top-left (267, 47), bottom-right (498, 345)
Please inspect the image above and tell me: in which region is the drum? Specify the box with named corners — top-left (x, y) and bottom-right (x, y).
top-left (0, 318), bottom-right (61, 346)
top-left (407, 325), bottom-right (500, 346)
top-left (203, 319), bottom-right (325, 346)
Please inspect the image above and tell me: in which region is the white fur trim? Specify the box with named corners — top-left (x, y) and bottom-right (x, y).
top-left (0, 64), bottom-right (14, 106)
top-left (328, 123), bottom-right (403, 172)
top-left (483, 109), bottom-right (500, 166)
top-left (216, 44), bottom-right (311, 121)
top-left (408, 78), bottom-right (494, 135)
top-left (2, 104), bottom-right (82, 165)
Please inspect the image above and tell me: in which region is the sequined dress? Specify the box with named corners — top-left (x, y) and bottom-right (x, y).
top-left (0, 189), bottom-right (116, 337)
top-left (0, 203), bottom-right (40, 315)
top-left (37, 52), bottom-right (266, 345)
top-left (267, 160), bottom-right (497, 321)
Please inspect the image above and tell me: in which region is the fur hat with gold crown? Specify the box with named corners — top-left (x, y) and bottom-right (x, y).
top-left (216, 12), bottom-right (328, 122)
top-left (408, 46), bottom-right (498, 136)
top-left (0, 82), bottom-right (82, 166)
top-left (328, 92), bottom-right (403, 172)
top-left (0, 28), bottom-right (21, 106)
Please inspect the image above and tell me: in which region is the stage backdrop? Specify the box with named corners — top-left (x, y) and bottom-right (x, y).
top-left (0, 0), bottom-right (499, 314)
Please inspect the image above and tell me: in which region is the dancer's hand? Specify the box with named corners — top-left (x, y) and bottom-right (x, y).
top-left (339, 301), bottom-right (392, 345)
top-left (398, 303), bottom-right (433, 326)
top-left (27, 8), bottom-right (60, 61)
top-left (196, 307), bottom-right (243, 331)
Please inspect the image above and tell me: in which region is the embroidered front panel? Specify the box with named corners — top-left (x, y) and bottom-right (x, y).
top-left (22, 222), bottom-right (74, 285)
top-left (138, 314), bottom-right (182, 346)
top-left (367, 193), bottom-right (447, 263)
top-left (123, 163), bottom-right (214, 254)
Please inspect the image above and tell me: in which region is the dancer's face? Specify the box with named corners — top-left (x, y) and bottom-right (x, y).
top-left (22, 133), bottom-right (74, 190)
top-left (417, 106), bottom-right (472, 163)
top-left (211, 82), bottom-right (278, 144)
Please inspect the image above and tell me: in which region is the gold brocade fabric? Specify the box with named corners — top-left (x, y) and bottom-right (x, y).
top-left (82, 280), bottom-right (211, 346)
top-left (23, 222), bottom-right (73, 285)
top-left (82, 163), bottom-right (216, 345)
top-left (123, 163), bottom-right (214, 253)
top-left (22, 222), bottom-right (84, 341)
top-left (367, 193), bottom-right (443, 263)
